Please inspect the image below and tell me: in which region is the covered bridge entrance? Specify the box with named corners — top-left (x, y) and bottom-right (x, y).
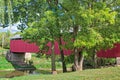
top-left (6, 36), bottom-right (39, 71)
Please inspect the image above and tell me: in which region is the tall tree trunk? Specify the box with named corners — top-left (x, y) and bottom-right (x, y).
top-left (92, 49), bottom-right (98, 68)
top-left (47, 0), bottom-right (65, 72)
top-left (51, 42), bottom-right (57, 74)
top-left (4, 0), bottom-right (9, 27)
top-left (78, 52), bottom-right (84, 71)
top-left (72, 49), bottom-right (84, 71)
top-left (59, 37), bottom-right (67, 72)
top-left (93, 53), bottom-right (97, 68)
top-left (73, 48), bottom-right (79, 71)
top-left (73, 25), bottom-right (78, 71)
top-left (72, 25), bottom-right (84, 71)
top-left (60, 49), bottom-right (67, 72)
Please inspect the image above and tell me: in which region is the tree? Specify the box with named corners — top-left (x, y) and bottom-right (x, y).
top-left (0, 31), bottom-right (11, 49)
top-left (20, 0), bottom-right (72, 73)
top-left (61, 0), bottom-right (118, 71)
top-left (21, 0), bottom-right (66, 74)
top-left (2, 0), bottom-right (119, 72)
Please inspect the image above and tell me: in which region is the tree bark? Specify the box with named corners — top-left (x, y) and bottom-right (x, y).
top-left (4, 0), bottom-right (9, 27)
top-left (51, 42), bottom-right (57, 74)
top-left (78, 52), bottom-right (84, 71)
top-left (93, 53), bottom-right (97, 68)
top-left (59, 37), bottom-right (67, 73)
top-left (60, 49), bottom-right (67, 72)
top-left (73, 48), bottom-right (79, 71)
top-left (92, 49), bottom-right (98, 68)
top-left (72, 48), bottom-right (84, 71)
top-left (72, 25), bottom-right (84, 71)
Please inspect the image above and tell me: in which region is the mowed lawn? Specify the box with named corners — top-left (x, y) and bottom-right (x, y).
top-left (1, 66), bottom-right (120, 80)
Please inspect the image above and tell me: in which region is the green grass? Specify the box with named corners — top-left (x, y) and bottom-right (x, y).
top-left (31, 54), bottom-right (72, 69)
top-left (0, 47), bottom-right (6, 54)
top-left (0, 66), bottom-right (120, 80)
top-left (1, 53), bottom-right (120, 80)
top-left (0, 55), bottom-right (14, 70)
top-left (32, 56), bottom-right (62, 69)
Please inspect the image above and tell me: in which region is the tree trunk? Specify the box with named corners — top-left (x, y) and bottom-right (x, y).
top-left (73, 48), bottom-right (79, 71)
top-left (93, 53), bottom-right (97, 68)
top-left (78, 52), bottom-right (84, 71)
top-left (72, 48), bottom-right (84, 71)
top-left (4, 0), bottom-right (9, 27)
top-left (59, 37), bottom-right (67, 73)
top-left (51, 42), bottom-right (57, 74)
top-left (60, 49), bottom-right (67, 72)
top-left (72, 25), bottom-right (84, 71)
top-left (92, 49), bottom-right (98, 68)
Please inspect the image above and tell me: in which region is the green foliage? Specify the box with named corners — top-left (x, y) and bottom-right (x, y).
top-left (94, 8), bottom-right (117, 25)
top-left (0, 32), bottom-right (11, 49)
top-left (74, 28), bottom-right (103, 49)
top-left (20, 1), bottom-right (120, 71)
top-left (1, 0), bottom-right (117, 52)
top-left (65, 54), bottom-right (74, 64)
top-left (0, 0), bottom-right (119, 72)
top-left (99, 58), bottom-right (116, 66)
top-left (97, 26), bottom-right (120, 49)
top-left (61, 0), bottom-right (118, 52)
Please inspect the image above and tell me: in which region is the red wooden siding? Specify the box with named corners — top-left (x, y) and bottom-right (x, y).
top-left (10, 39), bottom-right (120, 57)
top-left (45, 41), bottom-right (73, 55)
top-left (10, 39), bottom-right (73, 55)
top-left (10, 40), bottom-right (40, 53)
top-left (97, 43), bottom-right (120, 58)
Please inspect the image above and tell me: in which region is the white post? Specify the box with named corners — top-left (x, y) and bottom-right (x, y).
top-left (116, 57), bottom-right (120, 66)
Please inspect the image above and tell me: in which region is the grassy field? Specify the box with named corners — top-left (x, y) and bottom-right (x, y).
top-left (1, 50), bottom-right (120, 80)
top-left (0, 56), bottom-right (13, 70)
top-left (0, 66), bottom-right (120, 80)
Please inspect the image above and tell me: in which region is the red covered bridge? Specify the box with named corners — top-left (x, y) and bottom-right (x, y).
top-left (8, 35), bottom-right (120, 69)
top-left (10, 38), bottom-right (73, 55)
top-left (7, 36), bottom-right (73, 70)
top-left (10, 35), bottom-right (120, 58)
